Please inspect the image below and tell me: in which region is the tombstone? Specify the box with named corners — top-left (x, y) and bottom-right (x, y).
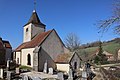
top-left (43, 60), bottom-right (47, 73)
top-left (16, 67), bottom-right (20, 74)
top-left (0, 69), bottom-right (4, 79)
top-left (24, 75), bottom-right (28, 80)
top-left (48, 68), bottom-right (53, 75)
top-left (7, 60), bottom-right (10, 71)
top-left (81, 71), bottom-right (87, 80)
top-left (7, 71), bottom-right (11, 80)
top-left (57, 72), bottom-right (64, 80)
top-left (68, 68), bottom-right (73, 80)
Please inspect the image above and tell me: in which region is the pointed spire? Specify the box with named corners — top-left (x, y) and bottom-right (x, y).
top-left (24, 10), bottom-right (46, 27)
top-left (24, 0), bottom-right (46, 27)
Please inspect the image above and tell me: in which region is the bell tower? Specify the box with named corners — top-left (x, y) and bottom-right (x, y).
top-left (23, 10), bottom-right (46, 42)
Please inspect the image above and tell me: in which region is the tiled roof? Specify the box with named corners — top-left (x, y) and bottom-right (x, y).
top-left (55, 53), bottom-right (73, 63)
top-left (3, 41), bottom-right (12, 48)
top-left (15, 30), bottom-right (52, 51)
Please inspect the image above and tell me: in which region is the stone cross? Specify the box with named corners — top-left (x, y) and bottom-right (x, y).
top-left (43, 60), bottom-right (47, 73)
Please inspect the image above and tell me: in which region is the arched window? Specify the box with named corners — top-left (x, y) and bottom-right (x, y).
top-left (27, 54), bottom-right (31, 65)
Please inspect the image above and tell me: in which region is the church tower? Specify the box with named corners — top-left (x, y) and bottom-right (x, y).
top-left (23, 10), bottom-right (46, 42)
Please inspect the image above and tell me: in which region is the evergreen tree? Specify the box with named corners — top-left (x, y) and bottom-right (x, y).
top-left (94, 41), bottom-right (108, 64)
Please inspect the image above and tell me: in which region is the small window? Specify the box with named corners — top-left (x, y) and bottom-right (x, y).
top-left (26, 28), bottom-right (28, 32)
top-left (27, 54), bottom-right (31, 65)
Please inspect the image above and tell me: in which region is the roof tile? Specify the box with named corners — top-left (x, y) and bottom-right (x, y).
top-left (15, 30), bottom-right (52, 51)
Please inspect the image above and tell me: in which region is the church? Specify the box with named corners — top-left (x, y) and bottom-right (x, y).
top-left (14, 8), bottom-right (82, 72)
top-left (14, 10), bottom-right (68, 71)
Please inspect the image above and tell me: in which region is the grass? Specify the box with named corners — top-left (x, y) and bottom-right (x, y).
top-left (79, 42), bottom-right (120, 55)
top-left (19, 65), bottom-right (32, 70)
top-left (103, 42), bottom-right (120, 54)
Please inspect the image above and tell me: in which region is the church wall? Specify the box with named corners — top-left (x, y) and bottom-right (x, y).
top-left (56, 63), bottom-right (70, 73)
top-left (37, 30), bottom-right (64, 71)
top-left (5, 48), bottom-right (12, 62)
top-left (31, 24), bottom-right (45, 39)
top-left (23, 23), bottom-right (32, 42)
top-left (38, 48), bottom-right (56, 71)
top-left (15, 51), bottom-right (21, 64)
top-left (41, 30), bottom-right (64, 60)
top-left (21, 48), bottom-right (35, 67)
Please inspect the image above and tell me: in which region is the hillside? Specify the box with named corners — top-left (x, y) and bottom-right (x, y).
top-left (78, 38), bottom-right (120, 59)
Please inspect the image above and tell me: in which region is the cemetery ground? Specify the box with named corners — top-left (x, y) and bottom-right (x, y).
top-left (1, 60), bottom-right (120, 80)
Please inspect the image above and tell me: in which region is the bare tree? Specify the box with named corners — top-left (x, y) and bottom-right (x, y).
top-left (97, 0), bottom-right (120, 34)
top-left (65, 33), bottom-right (80, 52)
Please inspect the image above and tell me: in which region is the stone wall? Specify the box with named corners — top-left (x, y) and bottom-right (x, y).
top-left (36, 30), bottom-right (65, 71)
top-left (41, 30), bottom-right (64, 60)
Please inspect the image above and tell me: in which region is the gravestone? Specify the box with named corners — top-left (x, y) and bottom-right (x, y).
top-left (81, 71), bottom-right (87, 80)
top-left (43, 60), bottom-right (47, 73)
top-left (7, 60), bottom-right (10, 71)
top-left (16, 67), bottom-right (20, 74)
top-left (57, 72), bottom-right (64, 80)
top-left (0, 69), bottom-right (4, 79)
top-left (7, 71), bottom-right (11, 80)
top-left (48, 68), bottom-right (53, 75)
top-left (24, 75), bottom-right (28, 80)
top-left (68, 68), bottom-right (73, 80)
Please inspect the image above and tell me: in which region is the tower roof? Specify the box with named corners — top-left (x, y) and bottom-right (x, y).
top-left (25, 10), bottom-right (46, 27)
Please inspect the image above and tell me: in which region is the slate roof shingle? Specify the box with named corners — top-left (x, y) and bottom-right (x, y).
top-left (25, 11), bottom-right (46, 27)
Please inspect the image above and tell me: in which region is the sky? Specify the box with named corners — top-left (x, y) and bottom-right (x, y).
top-left (0, 0), bottom-right (119, 49)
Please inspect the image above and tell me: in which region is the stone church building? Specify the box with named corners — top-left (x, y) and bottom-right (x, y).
top-left (14, 10), bottom-right (67, 71)
top-left (14, 10), bottom-right (81, 72)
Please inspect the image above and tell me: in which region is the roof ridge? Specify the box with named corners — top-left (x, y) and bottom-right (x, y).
top-left (15, 30), bottom-right (53, 51)
top-left (37, 30), bottom-right (53, 46)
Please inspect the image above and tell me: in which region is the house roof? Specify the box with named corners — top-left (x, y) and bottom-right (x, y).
top-left (102, 51), bottom-right (113, 56)
top-left (3, 41), bottom-right (12, 48)
top-left (15, 30), bottom-right (53, 51)
top-left (25, 10), bottom-right (46, 27)
top-left (55, 52), bottom-right (81, 63)
top-left (0, 38), bottom-right (11, 49)
top-left (55, 53), bottom-right (73, 63)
